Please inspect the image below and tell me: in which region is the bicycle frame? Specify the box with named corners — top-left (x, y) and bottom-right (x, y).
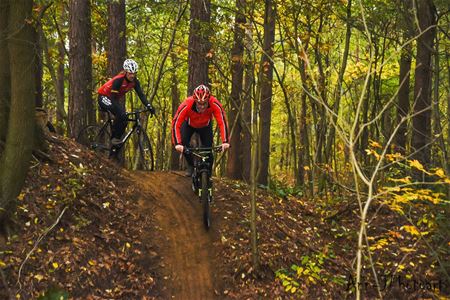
top-left (108, 108), bottom-right (149, 150)
top-left (185, 146), bottom-right (221, 229)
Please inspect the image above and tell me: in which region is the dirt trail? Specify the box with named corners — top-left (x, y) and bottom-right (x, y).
top-left (129, 171), bottom-right (219, 299)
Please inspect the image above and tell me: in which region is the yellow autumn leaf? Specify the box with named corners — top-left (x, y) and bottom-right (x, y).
top-left (400, 247), bottom-right (415, 253)
top-left (17, 193), bottom-right (26, 201)
top-left (409, 159), bottom-right (425, 171)
top-left (34, 274), bottom-right (44, 281)
top-left (52, 262), bottom-right (59, 269)
top-left (0, 260), bottom-right (6, 268)
top-left (88, 260), bottom-right (96, 266)
top-left (435, 168), bottom-right (446, 178)
top-left (402, 225), bottom-right (420, 236)
top-left (369, 140), bottom-right (382, 149)
top-left (126, 242), bottom-right (131, 248)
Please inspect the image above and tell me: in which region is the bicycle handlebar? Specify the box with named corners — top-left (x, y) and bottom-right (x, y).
top-left (126, 107), bottom-right (154, 121)
top-left (184, 146), bottom-right (223, 155)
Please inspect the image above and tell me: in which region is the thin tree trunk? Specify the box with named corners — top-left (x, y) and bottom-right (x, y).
top-left (325, 0), bottom-right (352, 160)
top-left (241, 22), bottom-right (253, 182)
top-left (34, 28), bottom-right (43, 108)
top-left (0, 0), bottom-right (35, 224)
top-left (396, 32), bottom-right (412, 151)
top-left (170, 55), bottom-right (181, 170)
top-left (56, 3), bottom-right (67, 134)
top-left (226, 0), bottom-right (246, 179)
top-left (257, 0), bottom-right (276, 186)
top-left (68, 0), bottom-right (93, 138)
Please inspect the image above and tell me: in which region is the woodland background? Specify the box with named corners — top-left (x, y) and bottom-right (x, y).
top-left (0, 0), bottom-right (449, 298)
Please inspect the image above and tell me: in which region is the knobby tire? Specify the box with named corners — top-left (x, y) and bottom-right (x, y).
top-left (138, 130), bottom-right (154, 171)
top-left (201, 171), bottom-right (210, 230)
top-left (77, 125), bottom-right (111, 155)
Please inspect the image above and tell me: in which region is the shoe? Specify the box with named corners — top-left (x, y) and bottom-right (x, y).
top-left (185, 165), bottom-right (193, 177)
top-left (111, 137), bottom-right (122, 145)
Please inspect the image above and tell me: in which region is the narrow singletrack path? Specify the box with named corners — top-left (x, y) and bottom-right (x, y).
top-left (129, 171), bottom-right (219, 299)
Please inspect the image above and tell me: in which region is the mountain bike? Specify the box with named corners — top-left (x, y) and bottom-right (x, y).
top-left (77, 108), bottom-right (154, 170)
top-left (184, 146), bottom-right (222, 230)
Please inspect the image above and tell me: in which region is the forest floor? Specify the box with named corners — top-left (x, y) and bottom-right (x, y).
top-left (0, 134), bottom-right (448, 299)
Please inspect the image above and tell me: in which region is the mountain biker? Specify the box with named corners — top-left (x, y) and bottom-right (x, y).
top-left (97, 59), bottom-right (156, 145)
top-left (172, 84), bottom-right (230, 176)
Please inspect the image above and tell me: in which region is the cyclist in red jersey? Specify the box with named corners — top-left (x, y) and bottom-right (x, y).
top-left (98, 59), bottom-right (155, 145)
top-left (172, 84), bottom-right (230, 176)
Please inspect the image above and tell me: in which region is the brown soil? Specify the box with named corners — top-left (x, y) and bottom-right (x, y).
top-left (130, 171), bottom-right (219, 299)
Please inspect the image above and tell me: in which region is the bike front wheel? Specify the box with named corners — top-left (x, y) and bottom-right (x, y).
top-left (77, 125), bottom-right (111, 155)
top-left (137, 130), bottom-right (154, 171)
top-left (200, 171), bottom-right (211, 230)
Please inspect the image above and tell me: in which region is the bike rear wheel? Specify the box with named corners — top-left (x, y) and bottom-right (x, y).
top-left (201, 171), bottom-right (211, 230)
top-left (77, 125), bottom-right (111, 154)
top-left (137, 130), bottom-right (154, 171)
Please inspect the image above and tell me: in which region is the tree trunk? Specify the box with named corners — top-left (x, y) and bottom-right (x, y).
top-left (241, 21), bottom-right (253, 182)
top-left (34, 27), bottom-right (43, 108)
top-left (411, 0), bottom-right (436, 166)
top-left (396, 32), bottom-right (412, 151)
top-left (257, 0), bottom-right (276, 186)
top-left (0, 2), bottom-right (10, 142)
top-left (187, 0), bottom-right (211, 94)
top-left (226, 0), bottom-right (246, 179)
top-left (0, 0), bottom-right (35, 224)
top-left (68, 0), bottom-right (93, 138)
top-left (56, 2), bottom-right (67, 134)
top-left (325, 0), bottom-right (352, 160)
top-left (170, 53), bottom-right (181, 170)
top-left (107, 0), bottom-right (126, 77)
top-left (107, 0), bottom-right (126, 164)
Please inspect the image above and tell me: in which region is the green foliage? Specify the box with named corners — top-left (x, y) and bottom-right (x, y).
top-left (37, 286), bottom-right (69, 300)
top-left (268, 178), bottom-right (303, 198)
top-left (276, 251), bottom-right (346, 295)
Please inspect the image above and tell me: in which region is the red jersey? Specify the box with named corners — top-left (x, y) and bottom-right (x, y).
top-left (98, 73), bottom-right (136, 99)
top-left (172, 96), bottom-right (229, 145)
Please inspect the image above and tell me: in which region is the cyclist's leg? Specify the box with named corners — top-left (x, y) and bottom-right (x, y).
top-left (99, 96), bottom-right (127, 141)
top-left (108, 102), bottom-right (127, 142)
top-left (181, 121), bottom-right (195, 173)
top-left (197, 123), bottom-right (214, 173)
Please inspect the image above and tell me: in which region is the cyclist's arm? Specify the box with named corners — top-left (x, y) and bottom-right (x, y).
top-left (133, 79), bottom-right (150, 107)
top-left (172, 103), bottom-right (189, 145)
top-left (211, 98), bottom-right (229, 143)
top-left (110, 76), bottom-right (123, 102)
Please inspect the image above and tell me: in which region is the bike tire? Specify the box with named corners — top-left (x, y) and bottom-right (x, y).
top-left (201, 171), bottom-right (211, 230)
top-left (137, 130), bottom-right (154, 171)
top-left (77, 125), bottom-right (111, 154)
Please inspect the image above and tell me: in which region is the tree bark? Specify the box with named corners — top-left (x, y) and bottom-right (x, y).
top-left (68, 0), bottom-right (93, 138)
top-left (0, 2), bottom-right (10, 142)
top-left (396, 32), bottom-right (412, 151)
top-left (107, 0), bottom-right (126, 77)
top-left (226, 0), bottom-right (246, 179)
top-left (411, 0), bottom-right (436, 166)
top-left (170, 53), bottom-right (181, 170)
top-left (241, 21), bottom-right (253, 182)
top-left (257, 0), bottom-right (276, 186)
top-left (187, 0), bottom-right (211, 94)
top-left (56, 3), bottom-right (67, 134)
top-left (0, 0), bottom-right (35, 224)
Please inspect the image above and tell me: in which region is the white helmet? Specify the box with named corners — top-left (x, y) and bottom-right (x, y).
top-left (123, 59), bottom-right (138, 73)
